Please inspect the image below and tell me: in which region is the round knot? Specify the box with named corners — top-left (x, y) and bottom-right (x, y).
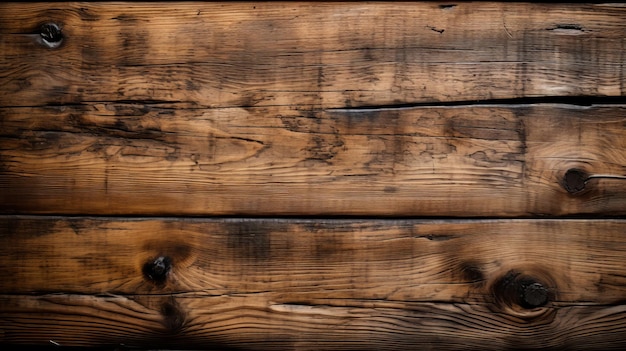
top-left (142, 256), bottom-right (172, 285)
top-left (39, 23), bottom-right (63, 48)
top-left (563, 168), bottom-right (588, 194)
top-left (520, 282), bottom-right (549, 309)
top-left (492, 270), bottom-right (551, 310)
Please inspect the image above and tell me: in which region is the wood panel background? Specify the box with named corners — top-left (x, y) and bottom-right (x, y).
top-left (1, 2), bottom-right (626, 350)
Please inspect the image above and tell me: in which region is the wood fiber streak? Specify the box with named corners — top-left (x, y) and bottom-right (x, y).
top-left (1, 105), bottom-right (625, 216)
top-left (0, 3), bottom-right (625, 108)
top-left (1, 217), bottom-right (626, 349)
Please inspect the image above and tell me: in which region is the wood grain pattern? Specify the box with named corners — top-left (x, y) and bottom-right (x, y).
top-left (1, 217), bottom-right (626, 349)
top-left (2, 105), bottom-right (625, 216)
top-left (0, 2), bottom-right (625, 109)
top-left (3, 295), bottom-right (626, 350)
top-left (2, 2), bottom-right (626, 349)
top-left (2, 217), bottom-right (626, 303)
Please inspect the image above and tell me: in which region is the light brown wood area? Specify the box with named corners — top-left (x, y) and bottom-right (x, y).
top-left (0, 3), bottom-right (625, 108)
top-left (1, 217), bottom-right (626, 349)
top-left (2, 105), bottom-right (625, 216)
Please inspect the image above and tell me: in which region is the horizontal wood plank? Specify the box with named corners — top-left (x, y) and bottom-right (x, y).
top-left (1, 216), bottom-right (626, 349)
top-left (2, 295), bottom-right (626, 350)
top-left (1, 105), bottom-right (625, 216)
top-left (2, 2), bottom-right (626, 349)
top-left (0, 2), bottom-right (625, 108)
top-left (2, 217), bottom-right (626, 303)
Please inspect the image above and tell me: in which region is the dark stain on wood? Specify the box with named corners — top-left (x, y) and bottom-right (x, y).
top-left (0, 216), bottom-right (58, 238)
top-left (225, 220), bottom-right (272, 261)
top-left (109, 103), bottom-right (151, 117)
top-left (305, 134), bottom-right (344, 163)
top-left (314, 233), bottom-right (343, 259)
top-left (115, 15), bottom-right (149, 66)
top-left (161, 297), bottom-right (187, 334)
top-left (383, 186), bottom-right (398, 193)
top-left (46, 84), bottom-right (72, 104)
top-left (459, 261), bottom-right (485, 283)
top-left (22, 131), bottom-right (59, 151)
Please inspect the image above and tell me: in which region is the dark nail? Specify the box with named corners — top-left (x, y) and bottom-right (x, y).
top-left (39, 23), bottom-right (63, 48)
top-left (520, 282), bottom-right (548, 308)
top-left (563, 168), bottom-right (588, 194)
top-left (142, 256), bottom-right (172, 284)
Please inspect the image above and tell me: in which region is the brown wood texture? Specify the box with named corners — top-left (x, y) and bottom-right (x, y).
top-left (1, 217), bottom-right (626, 350)
top-left (1, 2), bottom-right (626, 217)
top-left (0, 3), bottom-right (625, 108)
top-left (2, 104), bottom-right (625, 216)
top-left (2, 2), bottom-right (626, 350)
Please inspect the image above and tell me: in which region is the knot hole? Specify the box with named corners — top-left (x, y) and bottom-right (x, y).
top-left (39, 22), bottom-right (63, 48)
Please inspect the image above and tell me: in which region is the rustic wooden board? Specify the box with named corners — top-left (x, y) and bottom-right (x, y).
top-left (1, 217), bottom-right (626, 349)
top-left (0, 2), bottom-right (625, 109)
top-left (2, 295), bottom-right (626, 350)
top-left (2, 104), bottom-right (625, 216)
top-left (2, 2), bottom-right (626, 350)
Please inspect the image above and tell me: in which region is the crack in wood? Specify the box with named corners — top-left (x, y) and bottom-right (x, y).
top-left (328, 96), bottom-right (626, 111)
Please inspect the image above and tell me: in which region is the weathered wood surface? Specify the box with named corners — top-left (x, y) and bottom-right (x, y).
top-left (2, 104), bottom-right (625, 216)
top-left (2, 2), bottom-right (626, 217)
top-left (0, 3), bottom-right (625, 108)
top-left (2, 2), bottom-right (626, 350)
top-left (1, 217), bottom-right (626, 350)
top-left (3, 295), bottom-right (626, 350)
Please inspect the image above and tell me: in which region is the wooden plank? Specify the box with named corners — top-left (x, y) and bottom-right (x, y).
top-left (0, 2), bottom-right (624, 108)
top-left (1, 216), bottom-right (626, 349)
top-left (2, 295), bottom-right (626, 350)
top-left (1, 105), bottom-right (625, 216)
top-left (2, 217), bottom-right (626, 302)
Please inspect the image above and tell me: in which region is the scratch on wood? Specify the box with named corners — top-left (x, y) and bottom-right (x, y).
top-left (426, 25), bottom-right (445, 34)
top-left (502, 17), bottom-right (513, 38)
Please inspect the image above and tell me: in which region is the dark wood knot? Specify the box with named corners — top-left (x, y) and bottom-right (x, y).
top-left (143, 256), bottom-right (172, 284)
top-left (39, 23), bottom-right (63, 48)
top-left (563, 168), bottom-right (626, 195)
top-left (563, 168), bottom-right (588, 194)
top-left (493, 270), bottom-right (550, 310)
top-left (520, 282), bottom-right (548, 309)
